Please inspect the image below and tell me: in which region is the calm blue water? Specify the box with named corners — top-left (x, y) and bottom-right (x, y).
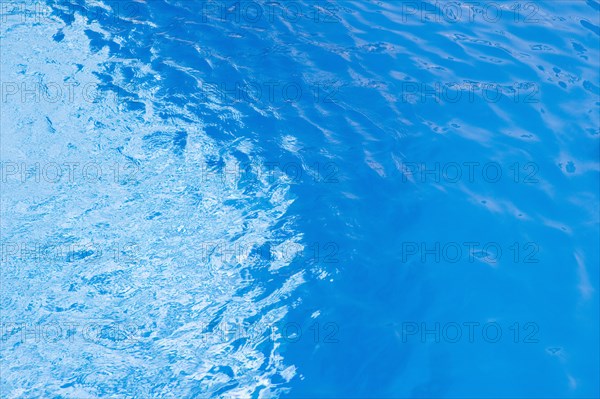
top-left (1, 0), bottom-right (599, 398)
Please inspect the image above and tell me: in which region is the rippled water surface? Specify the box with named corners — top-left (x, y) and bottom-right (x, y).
top-left (1, 1), bottom-right (599, 398)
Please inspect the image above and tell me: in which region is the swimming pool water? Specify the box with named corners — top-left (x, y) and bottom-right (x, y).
top-left (1, 1), bottom-right (599, 398)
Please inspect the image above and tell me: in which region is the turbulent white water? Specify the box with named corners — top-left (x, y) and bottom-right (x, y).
top-left (1, 4), bottom-right (304, 397)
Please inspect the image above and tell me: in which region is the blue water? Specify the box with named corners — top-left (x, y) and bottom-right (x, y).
top-left (1, 0), bottom-right (599, 398)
